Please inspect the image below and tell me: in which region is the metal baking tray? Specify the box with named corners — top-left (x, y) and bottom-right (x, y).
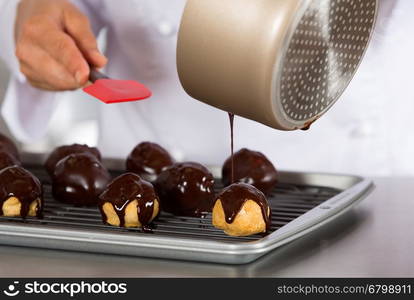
top-left (0, 153), bottom-right (374, 264)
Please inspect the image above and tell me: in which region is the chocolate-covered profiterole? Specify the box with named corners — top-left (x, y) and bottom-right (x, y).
top-left (52, 153), bottom-right (110, 206)
top-left (126, 142), bottom-right (174, 182)
top-left (154, 162), bottom-right (215, 217)
top-left (213, 183), bottom-right (271, 236)
top-left (45, 144), bottom-right (101, 176)
top-left (222, 148), bottom-right (278, 195)
top-left (0, 151), bottom-right (20, 170)
top-left (99, 173), bottom-right (159, 228)
top-left (0, 166), bottom-right (42, 218)
top-left (0, 133), bottom-right (19, 159)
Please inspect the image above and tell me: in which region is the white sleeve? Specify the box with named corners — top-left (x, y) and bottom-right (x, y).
top-left (1, 80), bottom-right (59, 142)
top-left (0, 1), bottom-right (25, 80)
top-left (0, 0), bottom-right (105, 143)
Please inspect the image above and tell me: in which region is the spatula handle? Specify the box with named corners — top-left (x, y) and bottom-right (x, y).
top-left (89, 69), bottom-right (109, 83)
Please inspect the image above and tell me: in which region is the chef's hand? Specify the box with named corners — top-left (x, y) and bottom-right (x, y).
top-left (14, 0), bottom-right (107, 91)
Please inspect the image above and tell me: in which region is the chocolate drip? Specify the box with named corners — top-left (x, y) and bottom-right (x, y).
top-left (52, 153), bottom-right (110, 206)
top-left (45, 144), bottom-right (101, 176)
top-left (0, 151), bottom-right (21, 170)
top-left (138, 182), bottom-right (157, 228)
top-left (228, 113), bottom-right (235, 183)
top-left (301, 118), bottom-right (319, 131)
top-left (126, 142), bottom-right (174, 182)
top-left (222, 148), bottom-right (278, 195)
top-left (0, 166), bottom-right (42, 218)
top-left (99, 173), bottom-right (158, 228)
top-left (154, 162), bottom-right (215, 217)
top-left (0, 133), bottom-right (19, 160)
top-left (216, 183), bottom-right (270, 231)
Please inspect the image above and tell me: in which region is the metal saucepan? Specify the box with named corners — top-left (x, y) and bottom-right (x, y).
top-left (177, 0), bottom-right (378, 130)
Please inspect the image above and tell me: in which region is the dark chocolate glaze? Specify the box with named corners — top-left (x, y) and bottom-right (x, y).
top-left (45, 144), bottom-right (102, 176)
top-left (0, 133), bottom-right (19, 159)
top-left (0, 166), bottom-right (42, 218)
top-left (0, 151), bottom-right (21, 170)
top-left (222, 148), bottom-right (278, 195)
top-left (216, 183), bottom-right (270, 231)
top-left (99, 173), bottom-right (158, 228)
top-left (154, 162), bottom-right (215, 217)
top-left (301, 124), bottom-right (311, 131)
top-left (52, 153), bottom-right (110, 206)
top-left (126, 142), bottom-right (174, 182)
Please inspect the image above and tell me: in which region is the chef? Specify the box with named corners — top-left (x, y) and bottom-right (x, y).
top-left (0, 0), bottom-right (413, 176)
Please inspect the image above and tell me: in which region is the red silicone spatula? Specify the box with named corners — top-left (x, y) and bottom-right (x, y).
top-left (83, 69), bottom-right (152, 104)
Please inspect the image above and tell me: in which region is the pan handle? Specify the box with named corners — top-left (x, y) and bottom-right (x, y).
top-left (89, 69), bottom-right (110, 83)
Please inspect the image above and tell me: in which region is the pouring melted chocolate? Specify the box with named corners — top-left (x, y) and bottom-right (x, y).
top-left (228, 113), bottom-right (235, 183)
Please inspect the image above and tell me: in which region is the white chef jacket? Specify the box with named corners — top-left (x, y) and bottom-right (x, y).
top-left (0, 0), bottom-right (413, 176)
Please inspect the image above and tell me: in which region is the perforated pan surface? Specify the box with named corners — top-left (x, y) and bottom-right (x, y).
top-left (280, 0), bottom-right (377, 121)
